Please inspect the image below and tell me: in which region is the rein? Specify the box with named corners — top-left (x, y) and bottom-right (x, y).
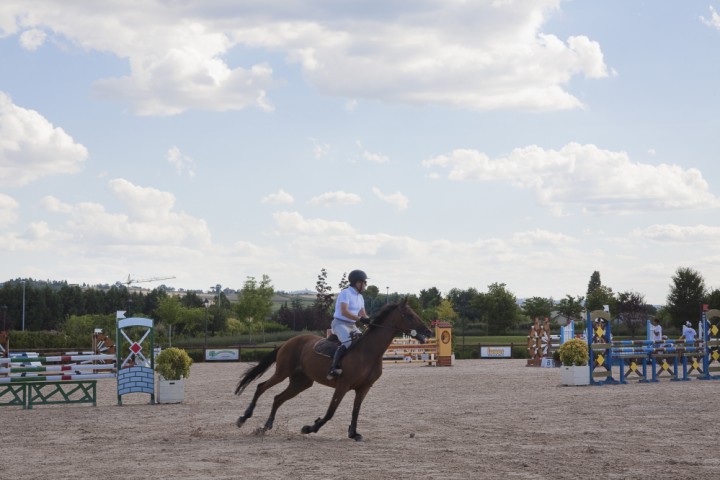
top-left (364, 309), bottom-right (425, 342)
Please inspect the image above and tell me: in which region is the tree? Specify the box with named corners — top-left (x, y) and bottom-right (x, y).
top-left (363, 285), bottom-right (381, 316)
top-left (555, 295), bottom-right (585, 327)
top-left (446, 288), bottom-right (480, 321)
top-left (476, 283), bottom-right (518, 335)
top-left (616, 291), bottom-right (648, 337)
top-left (314, 268), bottom-right (334, 327)
top-left (587, 271), bottom-right (602, 297)
top-left (707, 289), bottom-right (720, 310)
top-left (235, 275), bottom-right (275, 325)
top-left (419, 287), bottom-right (442, 309)
top-left (521, 296), bottom-right (554, 321)
top-left (436, 299), bottom-right (458, 323)
top-left (154, 296), bottom-right (183, 346)
top-left (666, 267), bottom-right (707, 329)
top-left (338, 272), bottom-right (349, 291)
top-left (586, 285), bottom-right (616, 313)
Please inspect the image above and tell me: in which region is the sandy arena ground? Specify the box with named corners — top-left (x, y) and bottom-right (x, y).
top-left (2, 359), bottom-right (718, 479)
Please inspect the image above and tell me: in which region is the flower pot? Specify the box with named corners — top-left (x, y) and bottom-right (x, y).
top-left (157, 378), bottom-right (185, 403)
top-left (561, 365), bottom-right (589, 386)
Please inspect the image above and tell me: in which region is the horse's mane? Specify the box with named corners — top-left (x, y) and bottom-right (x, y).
top-left (370, 302), bottom-right (400, 326)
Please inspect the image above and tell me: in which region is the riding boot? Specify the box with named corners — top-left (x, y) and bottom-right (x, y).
top-left (327, 345), bottom-right (348, 380)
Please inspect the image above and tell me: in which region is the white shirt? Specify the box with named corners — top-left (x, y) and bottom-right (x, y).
top-left (682, 325), bottom-right (697, 343)
top-left (333, 286), bottom-right (365, 323)
top-left (652, 324), bottom-right (662, 342)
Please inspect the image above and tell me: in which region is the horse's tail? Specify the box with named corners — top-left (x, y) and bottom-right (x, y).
top-left (235, 348), bottom-right (278, 396)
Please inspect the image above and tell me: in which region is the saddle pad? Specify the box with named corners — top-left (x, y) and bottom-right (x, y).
top-left (313, 338), bottom-right (340, 358)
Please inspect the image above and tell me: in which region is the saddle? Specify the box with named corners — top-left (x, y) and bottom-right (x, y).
top-left (313, 332), bottom-right (361, 358)
top-left (313, 335), bottom-right (342, 358)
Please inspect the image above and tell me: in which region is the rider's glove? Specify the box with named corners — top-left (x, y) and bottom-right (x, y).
top-left (358, 316), bottom-right (370, 325)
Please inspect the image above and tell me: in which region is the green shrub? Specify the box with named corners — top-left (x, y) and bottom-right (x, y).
top-left (155, 347), bottom-right (193, 380)
top-left (558, 339), bottom-right (589, 366)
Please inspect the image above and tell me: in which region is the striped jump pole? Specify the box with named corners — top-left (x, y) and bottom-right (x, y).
top-left (0, 373), bottom-right (116, 383)
top-left (0, 354), bottom-right (115, 365)
top-left (0, 363), bottom-right (116, 375)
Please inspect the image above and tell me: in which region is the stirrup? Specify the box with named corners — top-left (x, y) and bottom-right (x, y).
top-left (327, 368), bottom-right (342, 380)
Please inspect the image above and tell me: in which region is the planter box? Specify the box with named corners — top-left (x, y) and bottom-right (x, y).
top-left (561, 365), bottom-right (589, 386)
top-left (157, 378), bottom-right (185, 404)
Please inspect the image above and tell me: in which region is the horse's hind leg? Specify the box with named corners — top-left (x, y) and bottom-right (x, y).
top-left (237, 371), bottom-right (286, 428)
top-left (261, 373), bottom-right (314, 431)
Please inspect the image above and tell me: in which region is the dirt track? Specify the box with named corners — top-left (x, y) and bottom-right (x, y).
top-left (3, 359), bottom-right (718, 479)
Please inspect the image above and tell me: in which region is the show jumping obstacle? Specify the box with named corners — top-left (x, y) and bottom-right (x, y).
top-left (382, 321), bottom-right (453, 366)
top-left (527, 317), bottom-right (574, 366)
top-left (0, 353), bottom-right (116, 408)
top-left (587, 307), bottom-right (720, 385)
top-left (0, 312), bottom-right (156, 408)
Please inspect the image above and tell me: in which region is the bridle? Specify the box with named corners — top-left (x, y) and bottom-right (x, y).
top-left (364, 308), bottom-right (428, 343)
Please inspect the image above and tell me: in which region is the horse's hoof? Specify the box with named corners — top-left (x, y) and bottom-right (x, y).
top-left (353, 434), bottom-right (363, 442)
top-left (236, 417), bottom-right (246, 428)
top-left (301, 425), bottom-right (312, 434)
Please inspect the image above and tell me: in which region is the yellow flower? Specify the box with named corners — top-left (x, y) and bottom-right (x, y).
top-left (558, 338), bottom-right (589, 366)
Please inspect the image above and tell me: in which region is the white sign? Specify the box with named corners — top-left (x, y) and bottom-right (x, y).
top-left (480, 346), bottom-right (511, 358)
top-left (205, 348), bottom-right (240, 361)
top-left (540, 358), bottom-right (555, 368)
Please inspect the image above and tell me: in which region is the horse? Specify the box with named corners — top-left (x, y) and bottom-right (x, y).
top-left (235, 297), bottom-right (433, 441)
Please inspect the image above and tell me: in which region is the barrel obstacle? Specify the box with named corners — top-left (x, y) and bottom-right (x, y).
top-left (526, 317), bottom-right (574, 366)
top-left (383, 321), bottom-right (453, 366)
top-left (587, 307), bottom-right (720, 385)
top-left (0, 312), bottom-right (156, 408)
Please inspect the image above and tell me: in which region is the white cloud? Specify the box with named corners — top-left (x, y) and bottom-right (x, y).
top-left (0, 92), bottom-right (88, 187)
top-left (0, 193), bottom-right (19, 226)
top-left (511, 229), bottom-right (578, 246)
top-left (262, 189), bottom-right (295, 204)
top-left (2, 1), bottom-right (609, 114)
top-left (423, 143), bottom-right (720, 214)
top-left (167, 146), bottom-right (196, 178)
top-left (41, 179), bottom-right (211, 247)
top-left (363, 151), bottom-right (389, 164)
top-left (2, 3), bottom-right (275, 116)
top-left (372, 187), bottom-right (409, 211)
top-left (271, 1), bottom-right (609, 111)
top-left (701, 6), bottom-right (720, 30)
top-left (19, 28), bottom-right (46, 50)
top-left (307, 191), bottom-right (361, 207)
top-left (632, 224), bottom-right (720, 244)
top-left (309, 137), bottom-right (330, 158)
top-left (345, 99), bottom-right (358, 112)
top-left (272, 211), bottom-right (355, 235)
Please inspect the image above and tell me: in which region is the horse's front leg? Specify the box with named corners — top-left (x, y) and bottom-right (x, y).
top-left (348, 386), bottom-right (371, 442)
top-left (301, 387), bottom-right (348, 435)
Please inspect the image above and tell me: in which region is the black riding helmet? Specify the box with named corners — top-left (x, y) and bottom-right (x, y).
top-left (348, 270), bottom-right (368, 284)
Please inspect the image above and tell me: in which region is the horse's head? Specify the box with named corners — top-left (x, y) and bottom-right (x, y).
top-left (375, 296), bottom-right (433, 343)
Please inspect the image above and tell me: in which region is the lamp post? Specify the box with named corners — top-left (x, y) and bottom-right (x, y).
top-left (204, 298), bottom-right (209, 357)
top-left (21, 280), bottom-right (26, 332)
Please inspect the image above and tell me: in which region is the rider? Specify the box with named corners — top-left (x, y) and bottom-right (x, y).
top-left (327, 269), bottom-right (370, 380)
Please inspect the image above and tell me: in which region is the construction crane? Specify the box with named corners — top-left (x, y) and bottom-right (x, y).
top-left (122, 274), bottom-right (176, 287)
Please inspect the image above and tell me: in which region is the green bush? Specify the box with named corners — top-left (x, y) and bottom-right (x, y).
top-left (558, 339), bottom-right (589, 366)
top-left (155, 347), bottom-right (193, 380)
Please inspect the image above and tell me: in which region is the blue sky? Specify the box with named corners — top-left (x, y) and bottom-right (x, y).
top-left (1, 1), bottom-right (720, 304)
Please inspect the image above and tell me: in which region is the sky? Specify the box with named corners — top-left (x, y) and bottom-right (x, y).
top-left (1, 1), bottom-right (720, 305)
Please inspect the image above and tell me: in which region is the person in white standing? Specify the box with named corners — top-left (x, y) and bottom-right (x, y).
top-left (651, 318), bottom-right (663, 342)
top-left (681, 321), bottom-right (697, 343)
top-left (327, 270), bottom-right (370, 380)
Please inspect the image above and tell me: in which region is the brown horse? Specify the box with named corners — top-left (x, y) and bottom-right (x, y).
top-left (235, 297), bottom-right (433, 441)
